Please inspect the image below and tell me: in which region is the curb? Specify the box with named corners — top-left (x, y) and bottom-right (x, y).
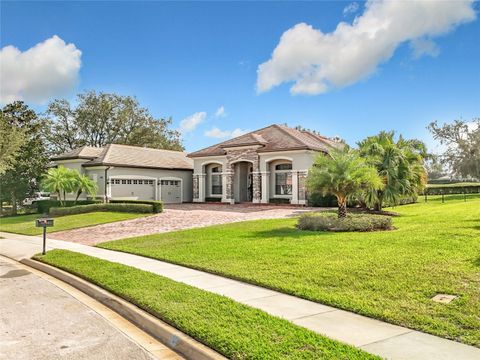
top-left (21, 258), bottom-right (226, 360)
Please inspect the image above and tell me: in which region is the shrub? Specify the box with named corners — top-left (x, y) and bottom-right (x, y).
top-left (307, 192), bottom-right (337, 207)
top-left (109, 199), bottom-right (163, 213)
top-left (35, 200), bottom-right (102, 214)
top-left (269, 198), bottom-right (291, 204)
top-left (297, 212), bottom-right (393, 232)
top-left (49, 203), bottom-right (153, 216)
top-left (424, 184), bottom-right (480, 195)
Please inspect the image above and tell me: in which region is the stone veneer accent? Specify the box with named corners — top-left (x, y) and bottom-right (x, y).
top-left (193, 175), bottom-right (199, 200)
top-left (298, 171), bottom-right (307, 201)
top-left (225, 147), bottom-right (261, 203)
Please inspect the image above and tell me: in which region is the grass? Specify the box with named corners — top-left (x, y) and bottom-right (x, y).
top-left (35, 249), bottom-right (377, 360)
top-left (99, 195), bottom-right (480, 347)
top-left (0, 212), bottom-right (147, 235)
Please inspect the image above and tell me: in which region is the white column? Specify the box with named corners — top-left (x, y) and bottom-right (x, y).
top-left (291, 170), bottom-right (299, 204)
top-left (155, 179), bottom-right (159, 201)
top-left (261, 172), bottom-right (270, 203)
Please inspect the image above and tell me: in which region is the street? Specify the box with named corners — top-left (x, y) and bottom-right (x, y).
top-left (0, 257), bottom-right (178, 360)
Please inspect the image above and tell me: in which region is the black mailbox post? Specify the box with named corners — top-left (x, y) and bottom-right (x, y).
top-left (35, 218), bottom-right (54, 255)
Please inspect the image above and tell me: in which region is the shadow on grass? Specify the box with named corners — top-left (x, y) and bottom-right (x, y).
top-left (246, 226), bottom-right (333, 239)
top-left (473, 257), bottom-right (480, 267)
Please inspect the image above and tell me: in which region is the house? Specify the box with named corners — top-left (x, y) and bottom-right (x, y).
top-left (188, 124), bottom-right (341, 205)
top-left (51, 144), bottom-right (193, 203)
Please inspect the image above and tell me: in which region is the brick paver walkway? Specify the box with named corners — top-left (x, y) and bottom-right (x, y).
top-left (49, 204), bottom-right (321, 245)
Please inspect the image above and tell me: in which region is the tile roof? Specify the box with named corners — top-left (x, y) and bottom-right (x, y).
top-left (52, 144), bottom-right (193, 170)
top-left (51, 146), bottom-right (104, 160)
top-left (188, 124), bottom-right (341, 158)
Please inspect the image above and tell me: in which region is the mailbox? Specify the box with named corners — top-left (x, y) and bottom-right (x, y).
top-left (36, 218), bottom-right (54, 227)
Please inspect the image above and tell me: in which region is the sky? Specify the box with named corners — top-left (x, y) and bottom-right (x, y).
top-left (1, 1), bottom-right (479, 152)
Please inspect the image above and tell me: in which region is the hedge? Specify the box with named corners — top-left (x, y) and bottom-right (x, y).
top-left (109, 199), bottom-right (163, 213)
top-left (424, 184), bottom-right (480, 195)
top-left (35, 200), bottom-right (102, 214)
top-left (297, 212), bottom-right (393, 232)
top-left (49, 203), bottom-right (154, 216)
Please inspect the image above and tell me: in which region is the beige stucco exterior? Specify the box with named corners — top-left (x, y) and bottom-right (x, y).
top-left (53, 159), bottom-right (193, 203)
top-left (191, 149), bottom-right (318, 205)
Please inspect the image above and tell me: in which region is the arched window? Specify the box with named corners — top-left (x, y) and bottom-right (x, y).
top-left (274, 162), bottom-right (292, 195)
top-left (211, 166), bottom-right (222, 195)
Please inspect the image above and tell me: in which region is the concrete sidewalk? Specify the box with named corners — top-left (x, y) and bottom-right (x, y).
top-left (1, 231), bottom-right (479, 360)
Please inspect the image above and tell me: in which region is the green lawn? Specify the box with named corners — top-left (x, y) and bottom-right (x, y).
top-left (0, 212), bottom-right (147, 235)
top-left (36, 250), bottom-right (377, 360)
top-left (100, 195), bottom-right (480, 347)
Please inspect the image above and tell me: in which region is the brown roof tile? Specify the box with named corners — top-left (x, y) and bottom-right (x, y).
top-left (83, 144), bottom-right (193, 170)
top-left (188, 124), bottom-right (339, 157)
top-left (51, 146), bottom-right (104, 160)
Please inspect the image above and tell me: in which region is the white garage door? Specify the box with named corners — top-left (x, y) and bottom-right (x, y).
top-left (160, 180), bottom-right (182, 203)
top-left (111, 179), bottom-right (155, 200)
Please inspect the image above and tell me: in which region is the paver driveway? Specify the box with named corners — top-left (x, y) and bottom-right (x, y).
top-left (49, 203), bottom-right (322, 245)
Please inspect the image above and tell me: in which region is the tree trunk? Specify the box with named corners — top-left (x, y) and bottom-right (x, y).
top-left (11, 192), bottom-right (17, 216)
top-left (337, 200), bottom-right (347, 218)
top-left (374, 191), bottom-right (383, 212)
top-left (74, 190), bottom-right (81, 205)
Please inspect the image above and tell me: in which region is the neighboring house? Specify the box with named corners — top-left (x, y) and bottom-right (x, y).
top-left (188, 124), bottom-right (341, 205)
top-left (51, 144), bottom-right (193, 203)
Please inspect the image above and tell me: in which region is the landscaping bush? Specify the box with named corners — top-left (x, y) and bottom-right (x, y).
top-left (109, 199), bottom-right (163, 213)
top-left (268, 198), bottom-right (291, 204)
top-left (205, 197), bottom-right (222, 202)
top-left (50, 203), bottom-right (153, 216)
top-left (307, 192), bottom-right (338, 207)
top-left (35, 200), bottom-right (102, 214)
top-left (424, 183), bottom-right (480, 195)
top-left (297, 212), bottom-right (393, 232)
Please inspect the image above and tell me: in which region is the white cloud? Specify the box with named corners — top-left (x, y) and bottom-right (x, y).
top-left (215, 106), bottom-right (226, 117)
top-left (0, 35), bottom-right (81, 104)
top-left (205, 127), bottom-right (249, 139)
top-left (179, 111), bottom-right (206, 133)
top-left (343, 2), bottom-right (359, 16)
top-left (257, 0), bottom-right (476, 95)
top-left (410, 38), bottom-right (440, 59)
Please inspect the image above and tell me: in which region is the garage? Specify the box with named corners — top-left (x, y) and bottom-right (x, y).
top-left (110, 178), bottom-right (156, 200)
top-left (160, 179), bottom-right (182, 203)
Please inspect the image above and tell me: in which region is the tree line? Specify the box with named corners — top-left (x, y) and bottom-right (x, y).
top-left (1, 90), bottom-right (478, 215)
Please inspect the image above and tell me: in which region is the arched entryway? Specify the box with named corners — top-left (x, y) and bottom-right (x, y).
top-left (232, 161), bottom-right (253, 202)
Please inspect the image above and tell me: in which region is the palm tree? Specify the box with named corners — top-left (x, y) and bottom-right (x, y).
top-left (307, 148), bottom-right (383, 218)
top-left (42, 166), bottom-right (76, 206)
top-left (358, 131), bottom-right (427, 211)
top-left (73, 173), bottom-right (98, 203)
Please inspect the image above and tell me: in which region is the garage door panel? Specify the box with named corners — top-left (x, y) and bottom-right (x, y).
top-left (160, 180), bottom-right (182, 203)
top-left (111, 178), bottom-right (155, 200)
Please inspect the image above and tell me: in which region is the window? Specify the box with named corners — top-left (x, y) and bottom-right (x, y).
top-left (211, 166), bottom-right (222, 195)
top-left (274, 163), bottom-right (292, 195)
top-left (275, 163), bottom-right (292, 171)
top-left (121, 179), bottom-right (126, 185)
top-left (133, 180), bottom-right (138, 184)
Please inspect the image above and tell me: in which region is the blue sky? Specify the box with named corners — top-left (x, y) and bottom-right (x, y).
top-left (1, 1), bottom-right (479, 152)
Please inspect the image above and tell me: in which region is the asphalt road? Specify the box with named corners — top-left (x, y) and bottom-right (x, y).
top-left (0, 257), bottom-right (156, 360)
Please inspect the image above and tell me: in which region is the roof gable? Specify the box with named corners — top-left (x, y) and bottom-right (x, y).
top-left (188, 124), bottom-right (338, 157)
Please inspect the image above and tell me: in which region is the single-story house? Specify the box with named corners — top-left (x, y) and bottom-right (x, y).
top-left (51, 144), bottom-right (193, 203)
top-left (188, 124), bottom-right (341, 205)
top-left (51, 124), bottom-right (340, 205)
